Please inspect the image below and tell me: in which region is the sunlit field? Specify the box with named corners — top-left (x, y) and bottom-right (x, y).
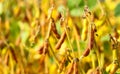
top-left (0, 0), bottom-right (120, 74)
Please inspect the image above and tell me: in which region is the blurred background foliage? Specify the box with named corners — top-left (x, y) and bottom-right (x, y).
top-left (0, 0), bottom-right (120, 74)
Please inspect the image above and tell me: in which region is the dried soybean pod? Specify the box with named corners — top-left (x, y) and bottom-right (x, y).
top-left (73, 58), bottom-right (79, 74)
top-left (10, 47), bottom-right (17, 63)
top-left (39, 44), bottom-right (44, 54)
top-left (39, 55), bottom-right (45, 64)
top-left (25, 9), bottom-right (32, 22)
top-left (66, 62), bottom-right (74, 74)
top-left (55, 31), bottom-right (66, 49)
top-left (57, 12), bottom-right (62, 20)
top-left (43, 40), bottom-right (49, 54)
top-left (83, 48), bottom-right (90, 57)
top-left (94, 67), bottom-right (102, 74)
top-left (4, 51), bottom-right (9, 65)
top-left (88, 24), bottom-right (95, 50)
top-left (45, 18), bottom-right (52, 40)
top-left (109, 34), bottom-right (116, 43)
top-left (113, 28), bottom-right (119, 39)
top-left (58, 57), bottom-right (66, 73)
top-left (82, 24), bottom-right (96, 57)
top-left (47, 5), bottom-right (54, 20)
top-left (73, 63), bottom-right (78, 74)
top-left (51, 18), bottom-right (60, 39)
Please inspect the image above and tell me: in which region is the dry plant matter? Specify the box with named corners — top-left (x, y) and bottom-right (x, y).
top-left (0, 0), bottom-right (120, 74)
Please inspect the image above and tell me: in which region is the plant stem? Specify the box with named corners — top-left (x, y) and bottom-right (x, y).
top-left (64, 26), bottom-right (75, 58)
top-left (49, 43), bottom-right (59, 67)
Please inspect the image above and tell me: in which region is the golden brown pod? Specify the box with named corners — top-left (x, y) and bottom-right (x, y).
top-left (43, 40), bottom-right (49, 54)
top-left (83, 48), bottom-right (90, 57)
top-left (66, 62), bottom-right (74, 74)
top-left (113, 28), bottom-right (119, 39)
top-left (51, 18), bottom-right (60, 39)
top-left (55, 31), bottom-right (66, 49)
top-left (39, 44), bottom-right (44, 54)
top-left (4, 51), bottom-right (9, 65)
top-left (94, 67), bottom-right (102, 74)
top-left (10, 47), bottom-right (17, 63)
top-left (88, 25), bottom-right (95, 50)
top-left (73, 58), bottom-right (79, 74)
top-left (59, 57), bottom-right (66, 73)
